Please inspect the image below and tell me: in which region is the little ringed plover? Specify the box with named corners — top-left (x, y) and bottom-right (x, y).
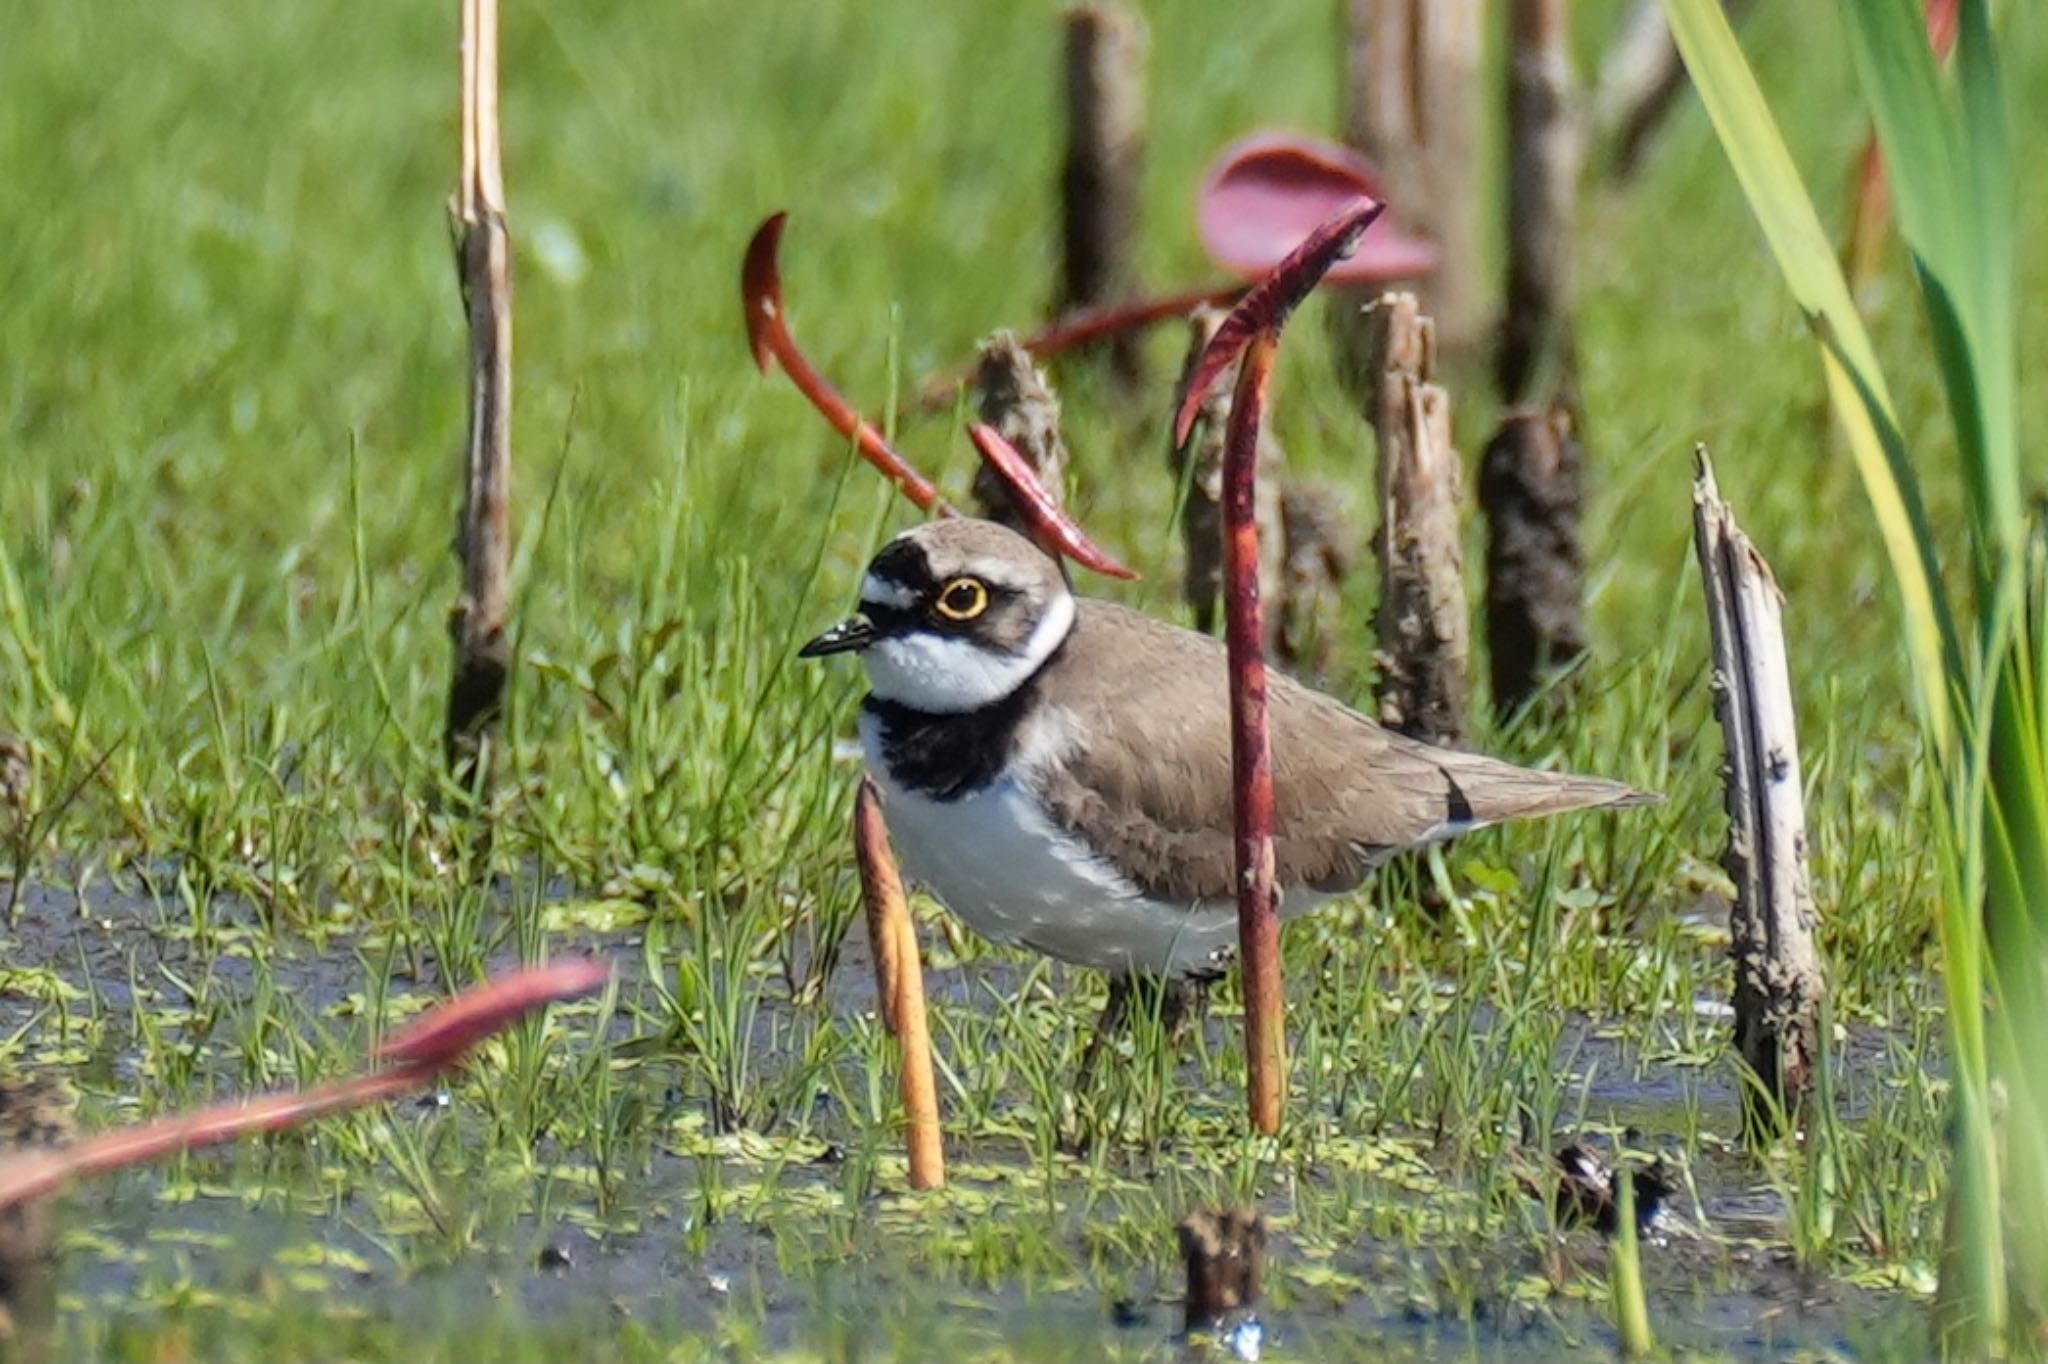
top-left (802, 518), bottom-right (1653, 982)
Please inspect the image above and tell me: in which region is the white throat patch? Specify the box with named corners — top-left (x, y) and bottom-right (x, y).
top-left (862, 590), bottom-right (1075, 713)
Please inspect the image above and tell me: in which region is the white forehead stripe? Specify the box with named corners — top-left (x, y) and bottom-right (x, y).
top-left (862, 590), bottom-right (1075, 713)
top-left (860, 572), bottom-right (920, 609)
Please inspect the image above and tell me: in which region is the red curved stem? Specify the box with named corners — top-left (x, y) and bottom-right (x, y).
top-left (1172, 197), bottom-right (1384, 448)
top-left (1221, 333), bottom-right (1284, 1136)
top-left (743, 212), bottom-right (953, 513)
top-left (0, 959), bottom-right (612, 1211)
top-left (965, 424), bottom-right (1137, 580)
top-left (378, 956), bottom-right (610, 1068)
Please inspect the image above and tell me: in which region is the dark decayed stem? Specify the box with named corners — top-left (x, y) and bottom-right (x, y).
top-left (1500, 0), bottom-right (1582, 407)
top-left (1178, 1206), bottom-right (1267, 1336)
top-left (445, 0), bottom-right (515, 781)
top-left (1060, 3), bottom-right (1147, 381)
top-left (1482, 405), bottom-right (1588, 715)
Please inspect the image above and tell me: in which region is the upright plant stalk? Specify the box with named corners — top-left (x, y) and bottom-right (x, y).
top-left (1501, 0), bottom-right (1582, 405)
top-left (1341, 0), bottom-right (1486, 349)
top-left (1221, 331), bottom-right (1284, 1135)
top-left (1692, 452), bottom-right (1824, 1138)
top-left (1060, 3), bottom-right (1147, 379)
top-left (853, 778), bottom-right (945, 1189)
top-left (445, 0), bottom-right (515, 779)
top-left (1175, 197), bottom-right (1385, 1135)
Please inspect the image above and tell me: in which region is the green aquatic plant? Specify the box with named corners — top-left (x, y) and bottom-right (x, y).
top-left (1660, 0), bottom-right (2040, 1351)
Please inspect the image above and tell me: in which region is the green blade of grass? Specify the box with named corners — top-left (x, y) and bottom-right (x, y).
top-left (1839, 0), bottom-right (2018, 580)
top-left (1659, 0), bottom-right (1959, 758)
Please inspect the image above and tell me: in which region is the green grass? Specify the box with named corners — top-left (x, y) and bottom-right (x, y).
top-left (1, 0), bottom-right (2045, 1358)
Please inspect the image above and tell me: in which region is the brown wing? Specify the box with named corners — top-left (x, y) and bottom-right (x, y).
top-left (1030, 601), bottom-right (1651, 904)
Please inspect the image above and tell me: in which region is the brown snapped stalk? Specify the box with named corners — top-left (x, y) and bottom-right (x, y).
top-left (854, 777), bottom-right (945, 1189)
top-left (0, 958), bottom-right (611, 1212)
top-left (1173, 196), bottom-right (1382, 1134)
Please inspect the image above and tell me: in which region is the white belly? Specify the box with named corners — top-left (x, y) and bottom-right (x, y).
top-left (859, 713), bottom-right (1319, 975)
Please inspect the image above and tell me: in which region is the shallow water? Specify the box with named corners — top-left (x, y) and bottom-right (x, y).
top-left (2, 874), bottom-right (1932, 1360)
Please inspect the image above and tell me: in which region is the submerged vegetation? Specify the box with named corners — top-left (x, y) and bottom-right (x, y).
top-left (1, 0), bottom-right (2046, 1358)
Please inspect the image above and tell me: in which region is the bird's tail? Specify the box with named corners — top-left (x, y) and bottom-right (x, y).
top-left (1439, 752), bottom-right (1659, 829)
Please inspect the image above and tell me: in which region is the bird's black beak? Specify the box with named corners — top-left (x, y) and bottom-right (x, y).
top-left (799, 613), bottom-right (877, 658)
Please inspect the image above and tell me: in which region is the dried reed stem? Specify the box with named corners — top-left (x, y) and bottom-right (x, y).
top-left (445, 0), bottom-right (515, 780)
top-left (972, 333), bottom-right (1071, 535)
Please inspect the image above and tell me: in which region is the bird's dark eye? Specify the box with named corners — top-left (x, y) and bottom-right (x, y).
top-left (934, 577), bottom-right (990, 621)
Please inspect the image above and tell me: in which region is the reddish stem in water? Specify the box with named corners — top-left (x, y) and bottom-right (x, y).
top-left (0, 960), bottom-right (611, 1211)
top-left (1173, 197), bottom-right (1384, 448)
top-left (852, 776), bottom-right (946, 1189)
top-left (1175, 198), bottom-right (1385, 1135)
top-left (965, 424), bottom-right (1136, 580)
top-left (743, 212), bottom-right (953, 514)
top-left (1220, 332), bottom-right (1285, 1136)
top-left (378, 956), bottom-right (610, 1068)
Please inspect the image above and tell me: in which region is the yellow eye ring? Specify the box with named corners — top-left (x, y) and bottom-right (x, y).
top-left (934, 577), bottom-right (990, 621)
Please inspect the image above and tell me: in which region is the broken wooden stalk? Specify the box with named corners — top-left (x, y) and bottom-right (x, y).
top-left (1366, 292), bottom-right (1470, 746)
top-left (971, 333), bottom-right (1072, 534)
top-left (445, 0), bottom-right (516, 781)
top-left (1170, 306), bottom-right (1284, 638)
top-left (742, 213), bottom-right (1135, 581)
top-left (1178, 1206), bottom-right (1267, 1338)
top-left (1174, 196), bottom-right (1386, 1135)
top-left (0, 959), bottom-right (610, 1212)
top-left (1691, 451), bottom-right (1824, 1139)
top-left (853, 777), bottom-right (945, 1190)
top-left (1060, 3), bottom-right (1147, 380)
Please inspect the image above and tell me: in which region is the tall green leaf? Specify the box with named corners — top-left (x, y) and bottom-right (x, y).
top-left (1659, 0), bottom-right (1959, 756)
top-left (1839, 0), bottom-right (2018, 584)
